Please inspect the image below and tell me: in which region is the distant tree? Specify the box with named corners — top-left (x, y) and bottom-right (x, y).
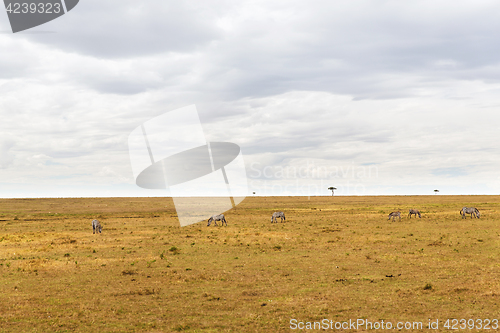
top-left (328, 187), bottom-right (337, 196)
top-left (434, 189), bottom-right (439, 194)
top-left (253, 192), bottom-right (256, 195)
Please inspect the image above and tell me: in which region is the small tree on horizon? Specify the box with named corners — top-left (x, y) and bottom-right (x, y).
top-left (434, 189), bottom-right (439, 194)
top-left (328, 187), bottom-right (337, 196)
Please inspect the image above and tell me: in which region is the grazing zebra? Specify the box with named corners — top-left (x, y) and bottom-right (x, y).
top-left (460, 207), bottom-right (480, 219)
top-left (207, 214), bottom-right (227, 226)
top-left (388, 211), bottom-right (401, 221)
top-left (271, 211), bottom-right (286, 223)
top-left (408, 209), bottom-right (421, 218)
top-left (92, 219), bottom-right (102, 234)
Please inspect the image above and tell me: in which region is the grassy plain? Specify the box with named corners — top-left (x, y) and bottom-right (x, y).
top-left (0, 195), bottom-right (500, 332)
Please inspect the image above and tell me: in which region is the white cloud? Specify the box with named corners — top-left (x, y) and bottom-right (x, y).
top-left (0, 1), bottom-right (500, 196)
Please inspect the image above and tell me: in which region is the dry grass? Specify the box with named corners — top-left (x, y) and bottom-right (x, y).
top-left (0, 196), bottom-right (499, 332)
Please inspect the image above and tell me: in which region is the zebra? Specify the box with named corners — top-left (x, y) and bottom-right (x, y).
top-left (460, 207), bottom-right (480, 219)
top-left (408, 209), bottom-right (421, 218)
top-left (207, 214), bottom-right (227, 226)
top-left (388, 211), bottom-right (401, 221)
top-left (92, 219), bottom-right (102, 234)
top-left (271, 212), bottom-right (286, 223)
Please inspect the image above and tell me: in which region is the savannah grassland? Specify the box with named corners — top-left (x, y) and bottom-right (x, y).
top-left (0, 196), bottom-right (499, 332)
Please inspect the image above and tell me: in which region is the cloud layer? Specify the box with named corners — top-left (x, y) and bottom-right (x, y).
top-left (1, 1), bottom-right (500, 196)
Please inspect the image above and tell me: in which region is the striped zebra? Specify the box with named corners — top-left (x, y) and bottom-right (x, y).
top-left (460, 207), bottom-right (480, 219)
top-left (92, 219), bottom-right (102, 234)
top-left (388, 211), bottom-right (401, 221)
top-left (271, 212), bottom-right (286, 223)
top-left (207, 214), bottom-right (227, 226)
top-left (408, 209), bottom-right (421, 218)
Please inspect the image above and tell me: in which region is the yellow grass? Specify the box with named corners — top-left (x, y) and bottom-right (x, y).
top-left (0, 196), bottom-right (499, 332)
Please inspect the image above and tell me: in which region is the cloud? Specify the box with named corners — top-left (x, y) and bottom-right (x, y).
top-left (7, 0), bottom-right (225, 58)
top-left (5, 1), bottom-right (500, 100)
top-left (0, 1), bottom-right (500, 196)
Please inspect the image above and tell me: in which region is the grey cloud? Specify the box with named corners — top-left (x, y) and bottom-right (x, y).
top-left (193, 1), bottom-right (500, 100)
top-left (88, 79), bottom-right (160, 95)
top-left (8, 1), bottom-right (500, 100)
top-left (1, 1), bottom-right (500, 196)
top-left (13, 0), bottom-right (225, 58)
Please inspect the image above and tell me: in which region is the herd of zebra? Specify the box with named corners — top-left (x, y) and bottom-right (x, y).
top-left (90, 211), bottom-right (286, 233)
top-left (91, 206), bottom-right (481, 233)
top-left (206, 211), bottom-right (286, 226)
top-left (388, 207), bottom-right (481, 221)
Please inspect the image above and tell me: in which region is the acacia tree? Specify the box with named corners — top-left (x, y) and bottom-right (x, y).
top-left (434, 189), bottom-right (439, 194)
top-left (328, 187), bottom-right (337, 196)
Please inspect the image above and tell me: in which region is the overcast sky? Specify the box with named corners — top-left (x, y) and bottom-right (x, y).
top-left (1, 0), bottom-right (500, 197)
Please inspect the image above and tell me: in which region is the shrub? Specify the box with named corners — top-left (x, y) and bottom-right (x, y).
top-left (169, 246), bottom-right (180, 255)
